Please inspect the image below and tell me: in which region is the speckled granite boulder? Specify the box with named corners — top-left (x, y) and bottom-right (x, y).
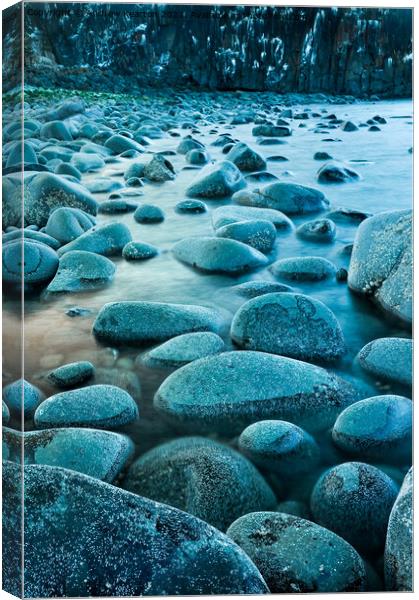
top-left (140, 332), bottom-right (225, 368)
top-left (3, 427), bottom-right (133, 482)
top-left (2, 463), bottom-right (269, 596)
top-left (332, 395), bottom-right (412, 464)
top-left (186, 161), bottom-right (246, 198)
top-left (154, 351), bottom-right (356, 434)
top-left (93, 301), bottom-right (223, 346)
top-left (122, 241), bottom-right (159, 260)
top-left (227, 512), bottom-right (366, 593)
top-left (348, 210), bottom-right (412, 327)
top-left (356, 337), bottom-right (412, 386)
top-left (123, 436), bottom-right (276, 531)
top-left (34, 385), bottom-right (139, 429)
top-left (57, 223), bottom-right (132, 256)
top-left (46, 251), bottom-right (115, 293)
top-left (45, 207), bottom-right (96, 244)
top-left (216, 219), bottom-right (277, 253)
top-left (310, 462), bottom-right (399, 555)
top-left (385, 468), bottom-right (413, 591)
top-left (173, 236), bottom-right (268, 274)
top-left (143, 154), bottom-right (176, 182)
top-left (3, 239), bottom-right (59, 286)
top-left (231, 293), bottom-right (345, 361)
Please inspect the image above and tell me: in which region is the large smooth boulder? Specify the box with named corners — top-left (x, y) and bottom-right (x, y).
top-left (216, 219), bottom-right (277, 254)
top-left (93, 301), bottom-right (223, 346)
top-left (2, 379), bottom-right (44, 420)
top-left (57, 223), bottom-right (132, 257)
top-left (3, 239), bottom-right (58, 286)
top-left (348, 210), bottom-right (412, 327)
top-left (237, 182), bottom-right (329, 215)
top-left (40, 120), bottom-right (73, 141)
top-left (231, 293), bottom-right (345, 361)
top-left (154, 351), bottom-right (356, 434)
top-left (227, 512), bottom-right (366, 593)
top-left (44, 207), bottom-right (96, 244)
top-left (357, 337), bottom-right (412, 386)
top-left (385, 468), bottom-right (413, 591)
top-left (46, 250), bottom-right (115, 294)
top-left (186, 161), bottom-right (246, 198)
top-left (173, 236), bottom-right (268, 274)
top-left (122, 437), bottom-right (276, 531)
top-left (2, 463), bottom-right (269, 596)
top-left (3, 427), bottom-right (133, 483)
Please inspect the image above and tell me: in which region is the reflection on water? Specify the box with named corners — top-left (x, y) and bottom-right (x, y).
top-left (3, 99), bottom-right (412, 456)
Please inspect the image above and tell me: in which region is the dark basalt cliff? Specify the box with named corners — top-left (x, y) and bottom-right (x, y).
top-left (3, 3), bottom-right (412, 97)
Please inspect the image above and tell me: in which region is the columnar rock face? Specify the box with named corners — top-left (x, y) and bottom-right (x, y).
top-left (4, 4), bottom-right (412, 96)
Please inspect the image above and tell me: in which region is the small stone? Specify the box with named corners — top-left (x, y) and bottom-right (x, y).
top-left (122, 241), bottom-right (159, 260)
top-left (47, 361), bottom-right (95, 388)
top-left (317, 161), bottom-right (361, 183)
top-left (313, 151), bottom-right (333, 160)
top-left (134, 204), bottom-right (165, 223)
top-left (175, 199), bottom-right (207, 214)
top-left (231, 280), bottom-right (294, 298)
top-left (140, 332), bottom-right (225, 368)
top-left (3, 379), bottom-right (44, 419)
top-left (357, 337), bottom-right (412, 387)
top-left (296, 218), bottom-right (336, 243)
top-left (270, 256), bottom-right (337, 281)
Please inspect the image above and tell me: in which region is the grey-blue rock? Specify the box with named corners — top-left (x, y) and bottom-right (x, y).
top-left (154, 351), bottom-right (356, 434)
top-left (99, 198), bottom-right (139, 214)
top-left (3, 228), bottom-right (60, 250)
top-left (213, 204), bottom-right (293, 230)
top-left (216, 219), bottom-right (277, 254)
top-left (227, 512), bottom-right (366, 593)
top-left (93, 301), bottom-right (223, 346)
top-left (238, 420), bottom-right (320, 477)
top-left (357, 337), bottom-right (412, 386)
top-left (123, 436), bottom-right (276, 531)
top-left (310, 462), bottom-right (399, 555)
top-left (231, 280), bottom-right (294, 298)
top-left (237, 182), bottom-right (329, 215)
top-left (225, 142), bottom-right (267, 172)
top-left (186, 160), bottom-right (246, 198)
top-left (57, 222), bottom-right (132, 256)
top-left (177, 136), bottom-right (205, 154)
top-left (231, 292), bottom-right (345, 361)
top-left (40, 120), bottom-right (73, 141)
top-left (34, 384), bottom-right (139, 429)
top-left (332, 395), bottom-right (412, 464)
top-left (47, 361), bottom-right (95, 388)
top-left (384, 468), bottom-right (413, 591)
top-left (175, 199), bottom-right (207, 213)
top-left (2, 463), bottom-right (269, 596)
top-left (3, 379), bottom-right (45, 420)
top-left (54, 162), bottom-right (82, 180)
top-left (2, 401), bottom-right (10, 423)
top-left (296, 218), bottom-right (336, 243)
top-left (104, 134), bottom-right (145, 154)
top-left (143, 155), bottom-right (175, 182)
top-left (252, 124), bottom-right (291, 137)
top-left (3, 239), bottom-right (59, 285)
top-left (46, 250), bottom-right (115, 293)
top-left (6, 141), bottom-right (38, 167)
top-left (70, 152), bottom-right (105, 173)
top-left (134, 204), bottom-right (165, 223)
top-left (86, 177), bottom-right (123, 193)
top-left (348, 209), bottom-right (412, 327)
top-left (326, 207), bottom-right (371, 223)
top-left (185, 149), bottom-right (210, 165)
top-left (122, 241), bottom-right (159, 260)
top-left (173, 236), bottom-right (268, 274)
top-left (270, 256), bottom-right (337, 281)
top-left (140, 332), bottom-right (225, 368)
top-left (45, 207), bottom-right (96, 244)
top-left (317, 161), bottom-right (361, 183)
top-left (3, 427), bottom-right (133, 483)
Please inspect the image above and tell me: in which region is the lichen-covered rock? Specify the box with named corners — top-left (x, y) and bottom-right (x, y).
top-left (34, 384), bottom-right (139, 429)
top-left (47, 361), bottom-right (95, 388)
top-left (227, 512), bottom-right (366, 593)
top-left (237, 182), bottom-right (329, 215)
top-left (3, 427), bottom-right (133, 482)
top-left (332, 395), bottom-right (412, 464)
top-left (385, 468), bottom-right (413, 591)
top-left (270, 256), bottom-right (337, 281)
top-left (46, 250), bottom-right (116, 293)
top-left (140, 332), bottom-right (225, 368)
top-left (154, 351), bottom-right (356, 434)
top-left (93, 301), bottom-right (223, 346)
top-left (123, 437), bottom-right (276, 531)
top-left (225, 142), bottom-right (267, 172)
top-left (310, 462), bottom-right (399, 555)
top-left (2, 463), bottom-right (269, 596)
top-left (348, 209), bottom-right (412, 327)
top-left (231, 292), bottom-right (345, 361)
top-left (238, 420), bottom-right (320, 477)
top-left (357, 337), bottom-right (412, 386)
top-left (44, 207), bottom-right (96, 244)
top-left (3, 239), bottom-right (59, 286)
top-left (186, 160), bottom-right (246, 198)
top-left (173, 236), bottom-right (268, 273)
top-left (3, 379), bottom-right (44, 420)
top-left (213, 204), bottom-right (293, 230)
top-left (296, 218), bottom-right (336, 243)
top-left (57, 222), bottom-right (132, 256)
top-left (216, 219), bottom-right (277, 254)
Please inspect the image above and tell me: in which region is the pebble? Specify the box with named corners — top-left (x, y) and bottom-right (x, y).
top-left (139, 332), bottom-right (225, 368)
top-left (134, 204), bottom-right (165, 223)
top-left (122, 241), bottom-right (159, 260)
top-left (46, 250), bottom-right (116, 293)
top-left (310, 462), bottom-right (399, 555)
top-left (332, 395), bottom-right (412, 463)
top-left (3, 463), bottom-right (268, 596)
top-left (154, 351), bottom-right (356, 434)
top-left (93, 301), bottom-right (223, 346)
top-left (57, 222), bottom-right (132, 256)
top-left (226, 512), bottom-right (366, 592)
top-left (122, 436), bottom-right (276, 531)
top-left (357, 337), bottom-right (412, 386)
top-left (34, 384), bottom-right (139, 429)
top-left (296, 218), bottom-right (336, 243)
top-left (270, 256), bottom-right (337, 281)
top-left (47, 361), bottom-right (95, 388)
top-left (238, 420), bottom-right (320, 477)
top-left (231, 292), bottom-right (345, 361)
top-left (175, 199), bottom-right (207, 213)
top-left (3, 379), bottom-right (44, 419)
top-left (3, 426), bottom-right (133, 482)
top-left (173, 236), bottom-right (269, 273)
top-left (186, 160), bottom-right (246, 198)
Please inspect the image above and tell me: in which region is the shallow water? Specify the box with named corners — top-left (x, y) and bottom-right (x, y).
top-left (3, 98), bottom-right (413, 457)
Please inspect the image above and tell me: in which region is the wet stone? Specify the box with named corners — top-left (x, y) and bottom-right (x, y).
top-left (47, 361), bottom-right (95, 388)
top-left (231, 280), bottom-right (294, 298)
top-left (3, 379), bottom-right (45, 420)
top-left (57, 222), bottom-right (132, 257)
top-left (237, 182), bottom-right (329, 215)
top-left (122, 241), bottom-right (159, 260)
top-left (296, 218), bottom-right (336, 242)
top-left (357, 337), bottom-right (412, 386)
top-left (317, 162), bottom-right (361, 183)
top-left (270, 256), bottom-right (337, 282)
top-left (134, 204), bottom-right (165, 224)
top-left (215, 219), bottom-right (277, 253)
top-left (186, 160), bottom-right (246, 198)
top-left (139, 332), bottom-right (225, 368)
top-left (175, 199), bottom-right (207, 213)
top-left (3, 239), bottom-right (59, 286)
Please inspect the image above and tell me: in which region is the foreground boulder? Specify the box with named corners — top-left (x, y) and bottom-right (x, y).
top-left (237, 182), bottom-right (329, 215)
top-left (357, 337), bottom-right (412, 387)
top-left (2, 463), bottom-right (269, 596)
top-left (227, 512), bottom-right (366, 593)
top-left (57, 223), bottom-right (132, 257)
top-left (3, 239), bottom-right (58, 287)
top-left (93, 301), bottom-right (223, 346)
top-left (154, 351), bottom-right (356, 434)
top-left (385, 468), bottom-right (413, 591)
top-left (348, 210), bottom-right (412, 327)
top-left (231, 293), bottom-right (345, 361)
top-left (45, 207), bottom-right (96, 244)
top-left (46, 250), bottom-right (115, 294)
top-left (173, 236), bottom-right (268, 274)
top-left (186, 161), bottom-right (246, 198)
top-left (122, 437), bottom-right (276, 531)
